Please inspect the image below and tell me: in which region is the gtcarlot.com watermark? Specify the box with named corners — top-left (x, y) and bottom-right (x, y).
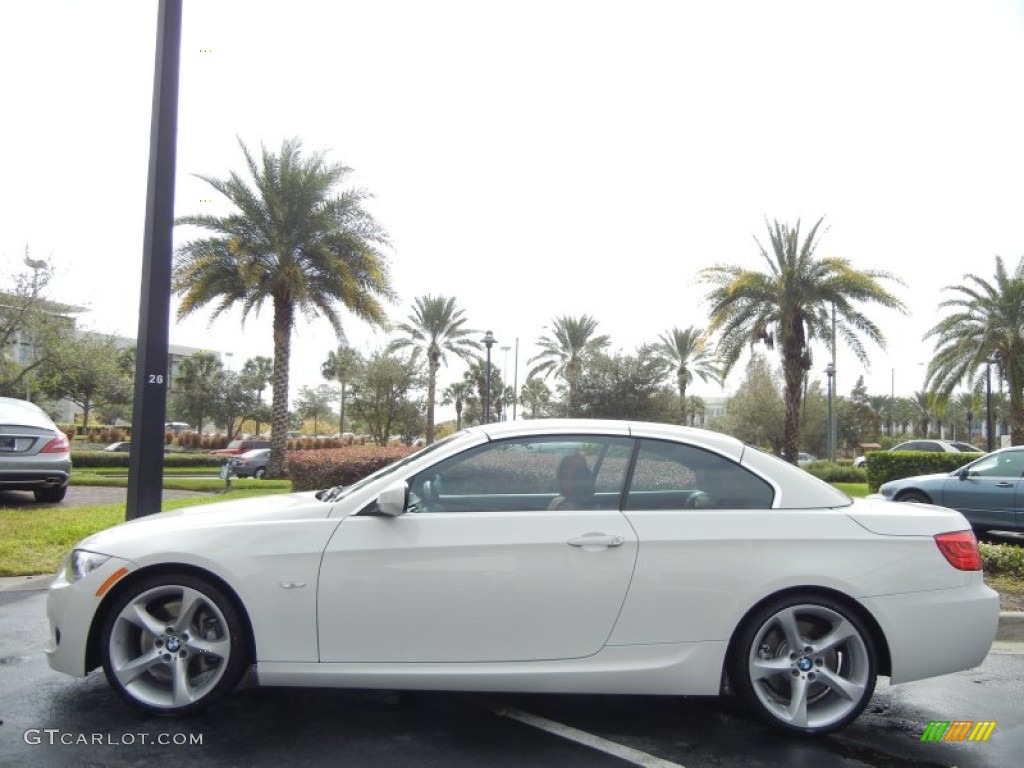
top-left (24, 729), bottom-right (202, 746)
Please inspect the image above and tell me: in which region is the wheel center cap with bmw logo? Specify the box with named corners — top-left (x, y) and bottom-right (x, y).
top-left (797, 657), bottom-right (813, 672)
top-left (166, 635), bottom-right (181, 653)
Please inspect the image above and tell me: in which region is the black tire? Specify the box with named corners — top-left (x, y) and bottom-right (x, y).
top-left (896, 490), bottom-right (931, 504)
top-left (729, 594), bottom-right (877, 735)
top-left (34, 485), bottom-right (67, 503)
top-left (100, 573), bottom-right (249, 715)
top-left (254, 467), bottom-right (266, 480)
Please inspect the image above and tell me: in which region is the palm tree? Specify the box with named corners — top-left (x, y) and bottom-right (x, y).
top-left (910, 390), bottom-right (935, 437)
top-left (700, 218), bottom-right (905, 462)
top-left (652, 326), bottom-right (720, 424)
top-left (240, 355), bottom-right (273, 433)
top-left (174, 138), bottom-right (394, 477)
top-left (387, 295), bottom-right (480, 443)
top-left (441, 380), bottom-right (474, 431)
top-left (925, 255), bottom-right (1024, 445)
top-left (322, 345), bottom-right (363, 436)
top-left (528, 314), bottom-right (610, 416)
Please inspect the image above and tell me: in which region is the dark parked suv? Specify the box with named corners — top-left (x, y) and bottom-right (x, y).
top-left (0, 397), bottom-right (72, 502)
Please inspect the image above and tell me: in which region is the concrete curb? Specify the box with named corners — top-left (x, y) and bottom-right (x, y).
top-left (2, 574), bottom-right (1023, 644)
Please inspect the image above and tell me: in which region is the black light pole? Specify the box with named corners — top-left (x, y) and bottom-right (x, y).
top-left (127, 0), bottom-right (182, 520)
top-left (986, 357), bottom-right (995, 452)
top-left (826, 362), bottom-right (836, 461)
top-left (483, 331), bottom-right (496, 423)
top-left (512, 337), bottom-right (519, 421)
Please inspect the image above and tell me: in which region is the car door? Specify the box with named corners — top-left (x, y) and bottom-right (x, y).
top-left (940, 450), bottom-right (1024, 531)
top-left (317, 435), bottom-right (638, 663)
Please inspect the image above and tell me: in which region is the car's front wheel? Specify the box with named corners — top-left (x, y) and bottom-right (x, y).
top-left (729, 595), bottom-right (877, 734)
top-left (254, 467), bottom-right (266, 480)
top-left (100, 573), bottom-right (249, 715)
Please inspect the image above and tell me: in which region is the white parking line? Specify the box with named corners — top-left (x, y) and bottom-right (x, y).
top-left (482, 700), bottom-right (687, 768)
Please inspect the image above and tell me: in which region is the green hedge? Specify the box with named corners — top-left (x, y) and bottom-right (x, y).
top-left (287, 446), bottom-right (415, 492)
top-left (804, 461), bottom-right (867, 484)
top-left (979, 542), bottom-right (1024, 578)
top-left (71, 451), bottom-right (224, 469)
top-left (865, 450), bottom-right (983, 492)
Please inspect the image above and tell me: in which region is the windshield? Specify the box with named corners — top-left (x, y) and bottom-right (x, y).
top-left (317, 430), bottom-right (476, 502)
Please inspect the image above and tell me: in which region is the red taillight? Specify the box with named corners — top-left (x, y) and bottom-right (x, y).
top-left (41, 434), bottom-right (70, 454)
top-left (934, 530), bottom-right (983, 571)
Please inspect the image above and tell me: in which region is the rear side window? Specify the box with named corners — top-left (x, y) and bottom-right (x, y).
top-left (625, 439), bottom-right (774, 510)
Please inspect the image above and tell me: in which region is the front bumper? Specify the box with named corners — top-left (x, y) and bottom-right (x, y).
top-left (45, 556), bottom-right (135, 677)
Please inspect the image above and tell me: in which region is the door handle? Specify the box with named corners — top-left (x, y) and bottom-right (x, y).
top-left (996, 482), bottom-right (1013, 488)
top-left (568, 534), bottom-right (625, 548)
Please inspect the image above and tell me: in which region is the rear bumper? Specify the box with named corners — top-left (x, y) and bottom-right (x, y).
top-left (860, 578), bottom-right (999, 684)
top-left (0, 469), bottom-right (70, 490)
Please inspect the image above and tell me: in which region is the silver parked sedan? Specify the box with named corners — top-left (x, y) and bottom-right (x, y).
top-left (0, 396), bottom-right (72, 502)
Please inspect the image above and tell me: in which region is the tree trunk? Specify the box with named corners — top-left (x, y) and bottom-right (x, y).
top-left (782, 344), bottom-right (804, 464)
top-left (677, 370), bottom-right (687, 425)
top-left (426, 353), bottom-right (439, 444)
top-left (267, 299), bottom-right (293, 479)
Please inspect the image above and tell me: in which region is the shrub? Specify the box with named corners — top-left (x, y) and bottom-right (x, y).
top-left (72, 451), bottom-right (224, 469)
top-left (865, 451), bottom-right (983, 492)
top-left (979, 542), bottom-right (1024, 578)
top-left (804, 461), bottom-right (866, 484)
top-left (287, 445), bottom-right (415, 492)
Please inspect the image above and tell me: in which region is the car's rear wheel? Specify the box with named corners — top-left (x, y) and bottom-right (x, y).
top-left (729, 595), bottom-right (877, 734)
top-left (896, 490), bottom-right (931, 504)
top-left (100, 573), bottom-right (249, 715)
top-left (34, 485), bottom-right (67, 503)
top-left (254, 467), bottom-right (266, 479)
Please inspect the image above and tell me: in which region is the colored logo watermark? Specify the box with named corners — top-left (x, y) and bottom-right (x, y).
top-left (920, 720), bottom-right (996, 742)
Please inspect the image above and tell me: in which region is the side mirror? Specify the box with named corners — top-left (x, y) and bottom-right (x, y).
top-left (957, 467), bottom-right (971, 481)
top-left (375, 480), bottom-right (409, 517)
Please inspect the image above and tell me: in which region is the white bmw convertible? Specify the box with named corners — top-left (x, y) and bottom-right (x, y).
top-left (46, 420), bottom-right (999, 734)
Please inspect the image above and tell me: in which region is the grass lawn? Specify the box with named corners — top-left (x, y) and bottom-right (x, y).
top-left (0, 489), bottom-right (288, 577)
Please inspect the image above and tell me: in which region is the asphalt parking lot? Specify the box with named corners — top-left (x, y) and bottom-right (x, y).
top-left (1, 578), bottom-right (1022, 768)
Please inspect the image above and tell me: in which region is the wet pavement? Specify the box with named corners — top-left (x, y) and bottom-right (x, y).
top-left (1, 581), bottom-right (1022, 768)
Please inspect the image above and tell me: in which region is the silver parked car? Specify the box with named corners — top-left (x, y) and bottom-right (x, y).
top-left (0, 397), bottom-right (72, 502)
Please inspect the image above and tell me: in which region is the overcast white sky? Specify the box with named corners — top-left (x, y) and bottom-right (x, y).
top-left (3, 0), bottom-right (1024, 410)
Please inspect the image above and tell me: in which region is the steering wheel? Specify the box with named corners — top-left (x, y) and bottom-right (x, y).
top-left (684, 491), bottom-right (713, 509)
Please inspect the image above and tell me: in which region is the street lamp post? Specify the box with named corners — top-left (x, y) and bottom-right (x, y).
top-left (986, 360), bottom-right (993, 452)
top-left (826, 362), bottom-right (836, 461)
top-left (501, 345), bottom-right (511, 421)
top-left (482, 330), bottom-right (496, 423)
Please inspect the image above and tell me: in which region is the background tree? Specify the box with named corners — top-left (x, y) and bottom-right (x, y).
top-left (528, 314), bottom-right (610, 417)
top-left (211, 371), bottom-right (258, 438)
top-left (387, 295), bottom-right (479, 443)
top-left (321, 345), bottom-right (362, 435)
top-left (684, 395), bottom-right (705, 426)
top-left (956, 389), bottom-right (982, 444)
top-left (240, 355), bottom-right (274, 433)
top-left (461, 360), bottom-right (504, 425)
top-left (40, 333), bottom-right (132, 431)
top-left (843, 375), bottom-right (877, 448)
top-left (716, 353), bottom-right (786, 454)
top-left (925, 255), bottom-right (1024, 445)
top-left (169, 352), bottom-right (224, 434)
top-left (652, 326), bottom-right (720, 424)
top-left (519, 377), bottom-right (551, 419)
top-left (574, 349), bottom-right (676, 421)
top-left (348, 352), bottom-right (422, 445)
top-left (174, 138), bottom-right (394, 477)
top-left (295, 384), bottom-right (337, 436)
top-left (910, 390), bottom-right (935, 438)
top-left (441, 380), bottom-right (474, 431)
top-left (700, 217), bottom-right (905, 462)
top-left (0, 252), bottom-right (73, 398)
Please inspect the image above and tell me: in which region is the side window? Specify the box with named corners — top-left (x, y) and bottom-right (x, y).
top-left (408, 435), bottom-right (634, 513)
top-left (970, 451), bottom-right (1024, 478)
top-left (625, 439), bottom-right (774, 510)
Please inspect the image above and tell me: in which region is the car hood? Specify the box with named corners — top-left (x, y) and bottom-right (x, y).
top-left (77, 491), bottom-right (332, 554)
top-left (844, 496), bottom-right (970, 536)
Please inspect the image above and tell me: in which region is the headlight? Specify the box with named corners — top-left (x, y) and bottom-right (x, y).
top-left (63, 550), bottom-right (111, 583)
